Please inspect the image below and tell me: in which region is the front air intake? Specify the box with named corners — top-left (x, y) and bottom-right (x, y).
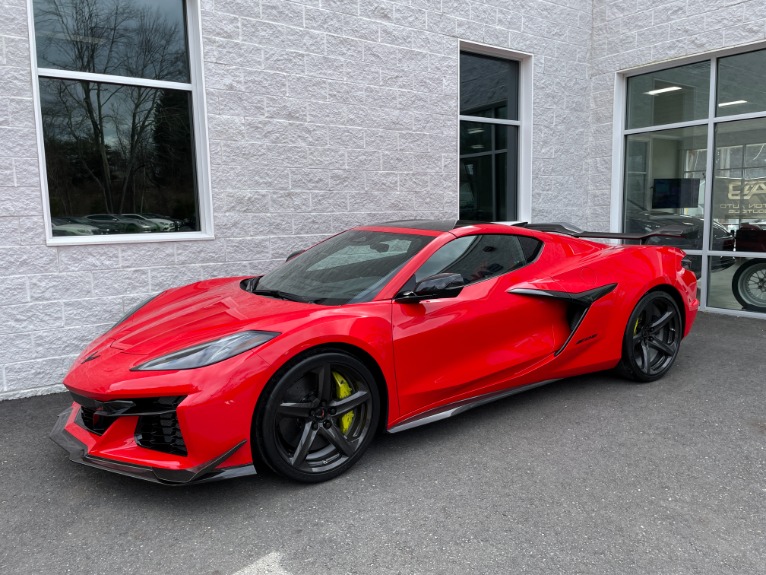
top-left (136, 411), bottom-right (187, 456)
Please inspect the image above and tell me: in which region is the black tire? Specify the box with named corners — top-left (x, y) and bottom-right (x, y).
top-left (254, 351), bottom-right (380, 483)
top-left (732, 259), bottom-right (766, 312)
top-left (617, 291), bottom-right (682, 383)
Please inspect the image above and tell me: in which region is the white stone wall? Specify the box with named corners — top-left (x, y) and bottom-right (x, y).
top-left (0, 0), bottom-right (596, 398)
top-left (589, 0), bottom-right (766, 231)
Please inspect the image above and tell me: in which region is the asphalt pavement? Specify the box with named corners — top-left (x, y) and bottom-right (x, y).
top-left (0, 312), bottom-right (764, 575)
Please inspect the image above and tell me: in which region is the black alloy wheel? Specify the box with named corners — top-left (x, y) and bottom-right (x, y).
top-left (618, 291), bottom-right (682, 383)
top-left (255, 351), bottom-right (380, 483)
top-left (732, 259), bottom-right (766, 312)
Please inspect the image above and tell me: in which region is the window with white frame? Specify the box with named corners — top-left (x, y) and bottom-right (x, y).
top-left (32, 0), bottom-right (208, 240)
top-left (459, 51), bottom-right (520, 222)
top-left (622, 50), bottom-right (766, 316)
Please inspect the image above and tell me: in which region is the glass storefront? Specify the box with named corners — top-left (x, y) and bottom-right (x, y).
top-left (623, 52), bottom-right (766, 316)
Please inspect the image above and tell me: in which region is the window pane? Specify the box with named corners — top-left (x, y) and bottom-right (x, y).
top-left (626, 61), bottom-right (710, 129)
top-left (415, 234), bottom-right (539, 284)
top-left (623, 125), bottom-right (708, 249)
top-left (712, 118), bottom-right (766, 252)
top-left (34, 0), bottom-right (190, 82)
top-left (717, 49), bottom-right (766, 117)
top-left (460, 52), bottom-right (518, 120)
top-left (707, 257), bottom-right (766, 313)
top-left (460, 122), bottom-right (518, 221)
top-left (41, 78), bottom-right (199, 233)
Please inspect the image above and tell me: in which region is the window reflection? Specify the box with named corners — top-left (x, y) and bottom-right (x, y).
top-left (626, 62), bottom-right (710, 130)
top-left (717, 49), bottom-right (766, 117)
top-left (460, 122), bottom-right (517, 221)
top-left (707, 257), bottom-right (766, 312)
top-left (460, 53), bottom-right (518, 120)
top-left (623, 126), bottom-right (709, 250)
top-left (41, 79), bottom-right (199, 231)
top-left (33, 0), bottom-right (189, 82)
top-left (712, 118), bottom-right (766, 252)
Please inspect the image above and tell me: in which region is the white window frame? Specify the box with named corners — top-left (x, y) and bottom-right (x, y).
top-left (611, 41), bottom-right (766, 319)
top-left (458, 41), bottom-right (533, 223)
top-left (27, 0), bottom-right (213, 246)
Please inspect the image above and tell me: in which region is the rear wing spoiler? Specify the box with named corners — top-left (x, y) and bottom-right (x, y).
top-left (510, 222), bottom-right (688, 245)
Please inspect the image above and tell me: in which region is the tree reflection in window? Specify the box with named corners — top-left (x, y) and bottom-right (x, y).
top-left (34, 0), bottom-right (198, 233)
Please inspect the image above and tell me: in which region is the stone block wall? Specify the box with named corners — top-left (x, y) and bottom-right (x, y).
top-left (2, 0), bottom-right (596, 398)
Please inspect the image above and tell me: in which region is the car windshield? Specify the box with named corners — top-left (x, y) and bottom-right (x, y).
top-left (249, 230), bottom-right (434, 305)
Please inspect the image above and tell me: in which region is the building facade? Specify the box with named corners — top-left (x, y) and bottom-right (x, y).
top-left (1, 0), bottom-right (765, 399)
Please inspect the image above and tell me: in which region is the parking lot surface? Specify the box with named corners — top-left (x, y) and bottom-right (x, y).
top-left (0, 312), bottom-right (764, 575)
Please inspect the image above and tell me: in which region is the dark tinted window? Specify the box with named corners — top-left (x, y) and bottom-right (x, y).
top-left (34, 0), bottom-right (190, 82)
top-left (414, 234), bottom-right (541, 285)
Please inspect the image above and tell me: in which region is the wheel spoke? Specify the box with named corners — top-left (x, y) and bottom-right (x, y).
top-left (649, 339), bottom-right (675, 357)
top-left (289, 421), bottom-right (318, 467)
top-left (640, 341), bottom-right (651, 371)
top-left (650, 309), bottom-right (674, 331)
top-left (277, 402), bottom-right (313, 418)
top-left (314, 364), bottom-right (333, 402)
top-left (319, 425), bottom-right (356, 457)
top-left (330, 390), bottom-right (369, 414)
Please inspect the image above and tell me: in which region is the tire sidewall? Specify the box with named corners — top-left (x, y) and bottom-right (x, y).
top-left (732, 259), bottom-right (766, 312)
top-left (255, 351), bottom-right (381, 483)
top-left (620, 291), bottom-right (681, 383)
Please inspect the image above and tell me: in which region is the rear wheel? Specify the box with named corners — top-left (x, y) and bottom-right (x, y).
top-left (617, 291), bottom-right (682, 383)
top-left (732, 259), bottom-right (766, 312)
top-left (255, 352), bottom-right (380, 483)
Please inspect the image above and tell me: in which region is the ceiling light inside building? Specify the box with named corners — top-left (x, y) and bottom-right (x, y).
top-left (718, 100), bottom-right (748, 107)
top-left (645, 86), bottom-right (682, 96)
top-left (467, 127), bottom-right (485, 134)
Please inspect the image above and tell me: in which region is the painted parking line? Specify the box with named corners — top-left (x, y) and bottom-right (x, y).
top-left (231, 552), bottom-right (292, 575)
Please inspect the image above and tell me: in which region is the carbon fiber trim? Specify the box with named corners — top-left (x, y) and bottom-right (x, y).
top-left (50, 407), bottom-right (255, 485)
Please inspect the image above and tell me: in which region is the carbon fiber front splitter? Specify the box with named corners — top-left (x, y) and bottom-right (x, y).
top-left (50, 407), bottom-right (256, 485)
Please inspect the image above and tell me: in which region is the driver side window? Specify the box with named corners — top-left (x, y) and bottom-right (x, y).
top-left (414, 234), bottom-right (541, 285)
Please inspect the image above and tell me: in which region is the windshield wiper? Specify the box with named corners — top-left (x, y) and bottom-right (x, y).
top-left (251, 289), bottom-right (307, 303)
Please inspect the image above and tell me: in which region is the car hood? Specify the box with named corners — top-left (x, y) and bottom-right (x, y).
top-left (103, 278), bottom-right (320, 359)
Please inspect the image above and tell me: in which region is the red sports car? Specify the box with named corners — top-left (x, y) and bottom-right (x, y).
top-left (51, 220), bottom-right (699, 484)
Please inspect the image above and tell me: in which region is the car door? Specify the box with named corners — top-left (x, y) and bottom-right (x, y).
top-left (391, 233), bottom-right (564, 419)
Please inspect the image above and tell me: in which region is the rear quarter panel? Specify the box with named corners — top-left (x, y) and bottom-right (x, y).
top-left (536, 242), bottom-right (697, 379)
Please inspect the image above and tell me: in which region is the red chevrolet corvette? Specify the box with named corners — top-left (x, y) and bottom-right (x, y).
top-left (52, 220), bottom-right (699, 484)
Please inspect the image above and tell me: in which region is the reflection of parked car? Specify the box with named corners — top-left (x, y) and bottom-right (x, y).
top-left (143, 212), bottom-right (185, 230)
top-left (625, 211), bottom-right (735, 273)
top-left (85, 214), bottom-right (155, 233)
top-left (122, 213), bottom-right (177, 232)
top-left (735, 222), bottom-right (766, 252)
top-left (53, 216), bottom-right (117, 235)
top-left (51, 217), bottom-right (103, 236)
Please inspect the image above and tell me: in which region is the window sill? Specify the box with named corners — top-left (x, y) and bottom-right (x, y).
top-left (46, 230), bottom-right (215, 247)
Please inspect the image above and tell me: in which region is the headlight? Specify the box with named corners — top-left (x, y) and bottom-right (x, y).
top-left (134, 331), bottom-right (279, 371)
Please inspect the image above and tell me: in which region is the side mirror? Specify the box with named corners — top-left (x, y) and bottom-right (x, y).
top-left (395, 273), bottom-right (464, 303)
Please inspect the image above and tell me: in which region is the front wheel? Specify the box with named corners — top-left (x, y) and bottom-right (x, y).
top-left (732, 259), bottom-right (766, 312)
top-left (617, 291), bottom-right (682, 383)
top-left (254, 351), bottom-right (380, 483)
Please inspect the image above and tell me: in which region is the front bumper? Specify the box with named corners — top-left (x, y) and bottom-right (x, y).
top-left (51, 406), bottom-right (256, 485)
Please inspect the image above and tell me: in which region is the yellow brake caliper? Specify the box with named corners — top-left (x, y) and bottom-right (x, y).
top-left (332, 371), bottom-right (355, 434)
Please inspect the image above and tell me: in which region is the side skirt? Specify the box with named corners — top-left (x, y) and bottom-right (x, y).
top-left (387, 379), bottom-right (559, 434)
